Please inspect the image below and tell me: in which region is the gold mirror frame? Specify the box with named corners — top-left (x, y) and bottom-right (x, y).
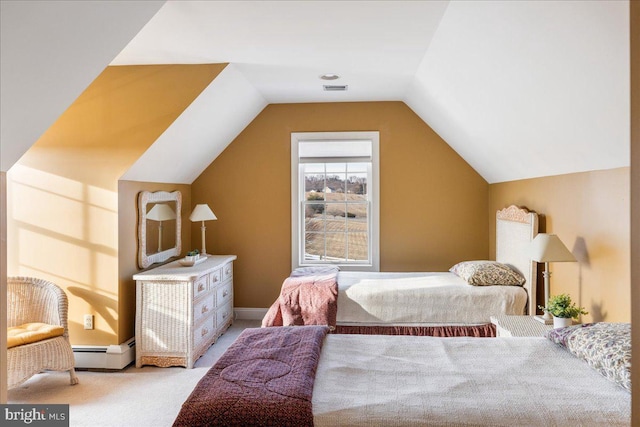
top-left (138, 190), bottom-right (182, 268)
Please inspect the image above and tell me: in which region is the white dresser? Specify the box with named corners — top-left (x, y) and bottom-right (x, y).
top-left (133, 255), bottom-right (236, 368)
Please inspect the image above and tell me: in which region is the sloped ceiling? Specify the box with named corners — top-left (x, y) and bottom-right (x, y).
top-left (121, 64), bottom-right (267, 184)
top-left (0, 0), bottom-right (164, 172)
top-left (2, 1), bottom-right (630, 184)
top-left (405, 0), bottom-right (630, 183)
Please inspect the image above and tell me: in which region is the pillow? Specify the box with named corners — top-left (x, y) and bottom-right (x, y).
top-left (546, 322), bottom-right (631, 392)
top-left (449, 261), bottom-right (525, 286)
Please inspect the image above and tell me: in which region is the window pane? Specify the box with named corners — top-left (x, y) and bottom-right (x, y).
top-left (304, 164), bottom-right (324, 195)
top-left (305, 174), bottom-right (325, 193)
top-left (325, 203), bottom-right (347, 220)
top-left (347, 205), bottom-right (368, 231)
top-left (306, 189), bottom-right (324, 201)
top-left (324, 173), bottom-right (346, 199)
top-left (325, 232), bottom-right (346, 261)
top-left (305, 232), bottom-right (325, 261)
top-left (347, 163), bottom-right (368, 173)
top-left (325, 190), bottom-right (344, 201)
top-left (305, 203), bottom-right (325, 221)
top-left (348, 232), bottom-right (368, 261)
top-left (304, 163), bottom-right (325, 173)
top-left (325, 163), bottom-right (346, 173)
top-left (347, 172), bottom-right (367, 199)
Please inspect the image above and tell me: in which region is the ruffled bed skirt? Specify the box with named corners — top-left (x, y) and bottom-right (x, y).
top-left (333, 323), bottom-right (496, 337)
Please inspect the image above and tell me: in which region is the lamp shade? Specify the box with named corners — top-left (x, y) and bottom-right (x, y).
top-left (146, 203), bottom-right (176, 221)
top-left (189, 204), bottom-right (217, 222)
top-left (530, 234), bottom-right (576, 263)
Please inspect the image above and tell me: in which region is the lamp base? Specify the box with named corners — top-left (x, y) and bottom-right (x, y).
top-left (533, 315), bottom-right (553, 325)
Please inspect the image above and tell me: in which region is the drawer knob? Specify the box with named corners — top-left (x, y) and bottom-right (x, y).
top-left (222, 290), bottom-right (228, 298)
top-left (225, 268), bottom-right (230, 275)
top-left (198, 283), bottom-right (205, 292)
top-left (222, 312), bottom-right (227, 319)
top-left (202, 305), bottom-right (208, 314)
top-left (213, 276), bottom-right (219, 283)
top-left (201, 328), bottom-right (208, 337)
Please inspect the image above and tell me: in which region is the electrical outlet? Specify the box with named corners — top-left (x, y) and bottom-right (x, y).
top-left (83, 314), bottom-right (94, 330)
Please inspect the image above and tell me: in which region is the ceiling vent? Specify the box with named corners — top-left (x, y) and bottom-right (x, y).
top-left (323, 84), bottom-right (348, 92)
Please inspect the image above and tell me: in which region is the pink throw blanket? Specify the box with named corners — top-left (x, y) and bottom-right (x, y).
top-left (173, 326), bottom-right (329, 427)
top-left (261, 266), bottom-right (339, 328)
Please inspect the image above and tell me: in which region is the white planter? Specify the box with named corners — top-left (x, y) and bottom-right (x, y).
top-left (553, 316), bottom-right (572, 329)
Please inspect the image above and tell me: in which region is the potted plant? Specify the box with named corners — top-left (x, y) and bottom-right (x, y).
top-left (539, 293), bottom-right (588, 328)
top-left (185, 249), bottom-right (200, 263)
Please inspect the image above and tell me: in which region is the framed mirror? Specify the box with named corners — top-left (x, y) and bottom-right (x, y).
top-left (138, 190), bottom-right (182, 268)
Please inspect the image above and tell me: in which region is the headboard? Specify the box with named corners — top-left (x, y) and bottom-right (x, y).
top-left (496, 205), bottom-right (539, 316)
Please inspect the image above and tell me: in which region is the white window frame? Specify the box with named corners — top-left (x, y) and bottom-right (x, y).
top-left (291, 131), bottom-right (380, 271)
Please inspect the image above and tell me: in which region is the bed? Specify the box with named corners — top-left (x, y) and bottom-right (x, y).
top-left (263, 205), bottom-right (539, 336)
top-left (173, 323), bottom-right (630, 426)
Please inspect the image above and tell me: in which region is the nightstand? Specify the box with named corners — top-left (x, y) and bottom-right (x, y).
top-left (490, 315), bottom-right (554, 337)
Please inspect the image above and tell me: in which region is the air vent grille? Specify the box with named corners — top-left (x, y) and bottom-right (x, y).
top-left (323, 85), bottom-right (348, 91)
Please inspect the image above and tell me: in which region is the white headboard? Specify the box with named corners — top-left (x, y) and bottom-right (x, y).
top-left (496, 205), bottom-right (539, 316)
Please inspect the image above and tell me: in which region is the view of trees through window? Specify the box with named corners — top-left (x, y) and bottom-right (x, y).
top-left (303, 162), bottom-right (369, 262)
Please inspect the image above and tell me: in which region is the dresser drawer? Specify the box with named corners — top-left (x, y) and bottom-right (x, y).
top-left (208, 268), bottom-right (222, 290)
top-left (216, 301), bottom-right (233, 328)
top-left (193, 315), bottom-right (215, 350)
top-left (216, 281), bottom-right (233, 307)
top-left (193, 275), bottom-right (208, 299)
top-left (222, 262), bottom-right (233, 281)
top-left (193, 293), bottom-right (215, 324)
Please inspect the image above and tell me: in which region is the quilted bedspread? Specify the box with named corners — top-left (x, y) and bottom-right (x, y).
top-left (173, 325), bottom-right (329, 427)
top-left (262, 266), bottom-right (339, 328)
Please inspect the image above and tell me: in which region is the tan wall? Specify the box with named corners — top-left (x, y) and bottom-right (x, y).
top-left (489, 168), bottom-right (630, 323)
top-left (118, 180), bottom-right (191, 343)
top-left (192, 102), bottom-right (489, 308)
top-left (630, 0), bottom-right (639, 422)
top-left (6, 64), bottom-right (225, 345)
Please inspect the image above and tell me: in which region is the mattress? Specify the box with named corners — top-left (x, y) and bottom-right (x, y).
top-left (312, 334), bottom-right (630, 426)
top-left (336, 271), bottom-right (528, 325)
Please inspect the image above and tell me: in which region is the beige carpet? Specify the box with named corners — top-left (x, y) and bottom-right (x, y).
top-left (7, 320), bottom-right (261, 427)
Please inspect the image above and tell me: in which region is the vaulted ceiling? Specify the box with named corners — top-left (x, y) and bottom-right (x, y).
top-left (1, 1), bottom-right (630, 184)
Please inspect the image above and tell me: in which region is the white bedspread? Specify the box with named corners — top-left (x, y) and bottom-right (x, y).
top-left (312, 335), bottom-right (630, 426)
top-left (336, 271), bottom-right (527, 325)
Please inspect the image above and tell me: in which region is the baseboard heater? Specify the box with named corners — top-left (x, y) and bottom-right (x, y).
top-left (72, 337), bottom-right (135, 370)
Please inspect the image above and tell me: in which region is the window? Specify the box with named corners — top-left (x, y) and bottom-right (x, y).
top-left (291, 132), bottom-right (379, 271)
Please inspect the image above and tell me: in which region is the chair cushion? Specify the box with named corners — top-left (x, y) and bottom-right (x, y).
top-left (7, 323), bottom-right (64, 349)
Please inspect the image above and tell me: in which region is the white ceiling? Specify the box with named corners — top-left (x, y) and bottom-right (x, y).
top-left (112, 1), bottom-right (449, 103)
top-left (406, 0), bottom-right (630, 183)
top-left (2, 1), bottom-right (630, 184)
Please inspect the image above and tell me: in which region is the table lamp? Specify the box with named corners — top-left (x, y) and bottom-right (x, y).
top-left (189, 204), bottom-right (217, 255)
top-left (530, 233), bottom-right (576, 324)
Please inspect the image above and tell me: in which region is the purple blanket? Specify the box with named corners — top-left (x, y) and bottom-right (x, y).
top-left (173, 326), bottom-right (329, 427)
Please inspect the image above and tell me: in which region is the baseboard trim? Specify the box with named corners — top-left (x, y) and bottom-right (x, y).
top-left (73, 337), bottom-right (135, 370)
top-left (234, 307), bottom-right (268, 320)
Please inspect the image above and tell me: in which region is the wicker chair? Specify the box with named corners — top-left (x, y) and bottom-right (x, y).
top-left (7, 276), bottom-right (79, 389)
